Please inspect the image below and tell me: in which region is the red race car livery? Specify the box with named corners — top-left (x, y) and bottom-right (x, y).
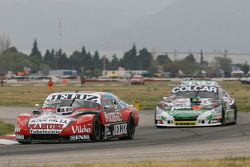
top-left (15, 92), bottom-right (139, 143)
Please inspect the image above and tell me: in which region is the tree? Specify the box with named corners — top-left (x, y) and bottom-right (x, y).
top-left (137, 48), bottom-right (153, 70)
top-left (214, 57), bottom-right (232, 77)
top-left (110, 54), bottom-right (120, 70)
top-left (56, 49), bottom-right (70, 69)
top-left (0, 34), bottom-right (10, 55)
top-left (122, 44), bottom-right (137, 70)
top-left (69, 50), bottom-right (82, 71)
top-left (30, 39), bottom-right (42, 63)
top-left (241, 61), bottom-right (249, 75)
top-left (0, 50), bottom-right (33, 73)
top-left (43, 49), bottom-right (56, 69)
top-left (101, 56), bottom-right (110, 70)
top-left (93, 51), bottom-right (101, 69)
top-left (184, 53), bottom-right (196, 63)
top-left (85, 52), bottom-right (93, 69)
top-left (156, 54), bottom-right (172, 65)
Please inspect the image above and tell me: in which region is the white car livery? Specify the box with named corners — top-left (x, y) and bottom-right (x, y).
top-left (155, 80), bottom-right (237, 127)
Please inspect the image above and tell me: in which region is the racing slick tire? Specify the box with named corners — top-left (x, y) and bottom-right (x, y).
top-left (119, 115), bottom-right (135, 140)
top-left (90, 116), bottom-right (101, 142)
top-left (154, 110), bottom-right (157, 125)
top-left (17, 141), bottom-right (31, 144)
top-left (221, 104), bottom-right (226, 125)
top-left (231, 105), bottom-right (237, 125)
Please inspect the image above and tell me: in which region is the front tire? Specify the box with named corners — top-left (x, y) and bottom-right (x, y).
top-left (119, 116), bottom-right (135, 140)
top-left (90, 117), bottom-right (101, 142)
top-left (17, 140), bottom-right (31, 144)
top-left (231, 105), bottom-right (237, 125)
top-left (221, 104), bottom-right (226, 125)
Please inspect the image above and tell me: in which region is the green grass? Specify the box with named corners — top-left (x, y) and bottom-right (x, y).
top-left (0, 121), bottom-right (14, 136)
top-left (0, 81), bottom-right (250, 111)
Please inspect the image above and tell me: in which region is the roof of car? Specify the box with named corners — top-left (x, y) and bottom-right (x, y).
top-left (49, 91), bottom-right (113, 95)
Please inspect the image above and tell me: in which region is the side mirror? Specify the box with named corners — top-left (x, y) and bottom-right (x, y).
top-left (104, 105), bottom-right (110, 110)
top-left (32, 110), bottom-right (41, 115)
top-left (35, 104), bottom-right (40, 107)
top-left (128, 104), bottom-right (133, 108)
top-left (163, 97), bottom-right (169, 101)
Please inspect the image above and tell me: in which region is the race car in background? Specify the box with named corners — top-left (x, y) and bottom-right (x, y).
top-left (130, 75), bottom-right (145, 85)
top-left (15, 92), bottom-right (139, 143)
top-left (155, 80), bottom-right (237, 127)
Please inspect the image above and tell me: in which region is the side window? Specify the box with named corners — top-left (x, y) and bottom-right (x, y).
top-left (113, 98), bottom-right (122, 110)
top-left (102, 98), bottom-right (114, 110)
top-left (120, 100), bottom-right (128, 108)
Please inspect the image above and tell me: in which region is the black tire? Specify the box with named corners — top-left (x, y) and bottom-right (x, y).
top-left (119, 116), bottom-right (135, 140)
top-left (90, 117), bottom-right (101, 142)
top-left (221, 104), bottom-right (226, 125)
top-left (99, 125), bottom-right (105, 141)
top-left (231, 105), bottom-right (237, 125)
top-left (154, 110), bottom-right (157, 125)
top-left (18, 141), bottom-right (31, 144)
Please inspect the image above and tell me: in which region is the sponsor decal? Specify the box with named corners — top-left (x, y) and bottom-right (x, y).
top-left (29, 123), bottom-right (64, 130)
top-left (30, 129), bottom-right (61, 134)
top-left (16, 134), bottom-right (24, 140)
top-left (104, 112), bottom-right (122, 122)
top-left (15, 125), bottom-right (21, 132)
top-left (169, 110), bottom-right (202, 115)
top-left (171, 106), bottom-right (191, 110)
top-left (71, 125), bottom-right (91, 134)
top-left (29, 117), bottom-right (70, 134)
top-left (172, 86), bottom-right (218, 94)
top-left (210, 120), bottom-right (220, 123)
top-left (175, 121), bottom-right (196, 126)
top-left (113, 123), bottom-right (127, 136)
top-left (46, 93), bottom-right (99, 103)
top-left (70, 135), bottom-right (89, 140)
top-left (29, 118), bottom-right (70, 124)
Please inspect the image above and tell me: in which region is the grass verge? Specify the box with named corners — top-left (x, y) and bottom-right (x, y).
top-left (0, 121), bottom-right (14, 136)
top-left (0, 81), bottom-right (249, 111)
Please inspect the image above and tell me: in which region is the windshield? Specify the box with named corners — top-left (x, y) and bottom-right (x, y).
top-left (71, 99), bottom-right (100, 108)
top-left (173, 91), bottom-right (219, 99)
top-left (42, 99), bottom-right (100, 109)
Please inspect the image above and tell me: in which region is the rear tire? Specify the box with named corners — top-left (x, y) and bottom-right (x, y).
top-left (90, 117), bottom-right (101, 142)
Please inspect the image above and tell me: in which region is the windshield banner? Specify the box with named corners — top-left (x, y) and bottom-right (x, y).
top-left (172, 86), bottom-right (218, 94)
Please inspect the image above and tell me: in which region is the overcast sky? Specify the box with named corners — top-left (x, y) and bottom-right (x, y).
top-left (0, 0), bottom-right (174, 53)
top-left (0, 0), bottom-right (250, 62)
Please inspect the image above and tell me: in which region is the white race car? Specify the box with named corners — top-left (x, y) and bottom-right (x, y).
top-left (155, 80), bottom-right (237, 127)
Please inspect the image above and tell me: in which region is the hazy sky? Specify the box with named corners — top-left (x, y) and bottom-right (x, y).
top-left (1, 0), bottom-right (250, 62)
top-left (0, 0), bottom-right (174, 53)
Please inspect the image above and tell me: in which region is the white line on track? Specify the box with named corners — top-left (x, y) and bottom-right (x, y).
top-left (0, 139), bottom-right (18, 145)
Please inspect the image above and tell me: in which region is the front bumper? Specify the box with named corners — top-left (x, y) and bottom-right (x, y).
top-left (16, 134), bottom-right (90, 143)
top-left (156, 119), bottom-right (222, 127)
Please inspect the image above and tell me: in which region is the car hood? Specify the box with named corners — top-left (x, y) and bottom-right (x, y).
top-left (164, 98), bottom-right (220, 118)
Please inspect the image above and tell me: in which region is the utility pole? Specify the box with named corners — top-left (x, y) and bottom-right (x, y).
top-left (174, 49), bottom-right (177, 61)
top-left (103, 55), bottom-right (106, 76)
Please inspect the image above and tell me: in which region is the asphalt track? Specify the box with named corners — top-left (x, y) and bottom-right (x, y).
top-left (1, 107), bottom-right (250, 166)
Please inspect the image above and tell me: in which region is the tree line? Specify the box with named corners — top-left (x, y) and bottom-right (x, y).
top-left (0, 39), bottom-right (249, 77)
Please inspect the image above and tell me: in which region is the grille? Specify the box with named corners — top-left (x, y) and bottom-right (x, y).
top-left (31, 134), bottom-right (59, 140)
top-left (174, 118), bottom-right (197, 122)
